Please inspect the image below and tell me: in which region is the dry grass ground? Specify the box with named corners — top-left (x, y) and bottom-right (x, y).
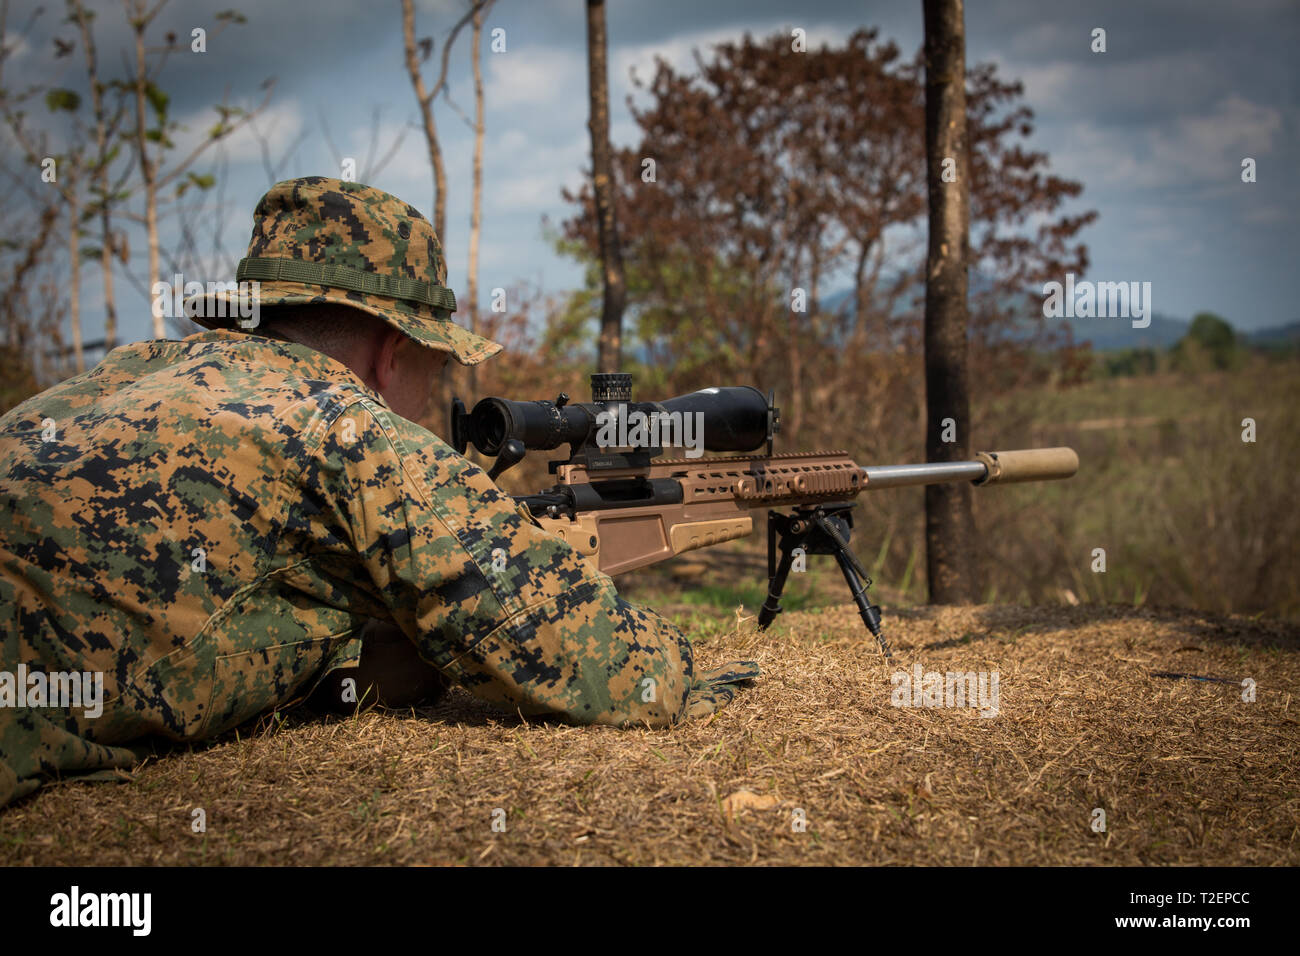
top-left (1, 602), bottom-right (1296, 866)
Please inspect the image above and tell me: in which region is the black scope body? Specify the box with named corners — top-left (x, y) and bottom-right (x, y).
top-left (451, 374), bottom-right (772, 458)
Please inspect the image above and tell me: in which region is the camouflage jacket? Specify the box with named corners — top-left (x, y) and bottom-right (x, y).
top-left (0, 330), bottom-right (754, 806)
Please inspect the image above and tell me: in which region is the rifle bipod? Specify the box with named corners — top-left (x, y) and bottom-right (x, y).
top-left (757, 502), bottom-right (893, 659)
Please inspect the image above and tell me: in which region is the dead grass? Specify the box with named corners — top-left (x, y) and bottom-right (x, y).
top-left (1, 602), bottom-right (1296, 866)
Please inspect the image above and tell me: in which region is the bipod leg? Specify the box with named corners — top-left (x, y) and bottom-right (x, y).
top-left (830, 546), bottom-right (892, 659)
top-left (809, 506), bottom-right (892, 660)
top-left (758, 511), bottom-right (798, 630)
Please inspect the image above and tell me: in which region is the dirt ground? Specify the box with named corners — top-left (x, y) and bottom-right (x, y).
top-left (1, 602), bottom-right (1296, 866)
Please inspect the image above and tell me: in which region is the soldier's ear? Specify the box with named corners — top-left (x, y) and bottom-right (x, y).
top-left (429, 346), bottom-right (450, 375)
top-left (371, 325), bottom-right (406, 392)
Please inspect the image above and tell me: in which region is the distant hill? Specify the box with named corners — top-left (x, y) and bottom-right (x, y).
top-left (1247, 321), bottom-right (1300, 348)
top-left (1058, 315), bottom-right (1300, 351)
top-left (818, 280), bottom-right (1298, 353)
top-left (1048, 314), bottom-right (1190, 351)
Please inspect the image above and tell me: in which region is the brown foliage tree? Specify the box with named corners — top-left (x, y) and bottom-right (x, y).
top-left (560, 27), bottom-right (1094, 599)
top-left (562, 28), bottom-right (1094, 448)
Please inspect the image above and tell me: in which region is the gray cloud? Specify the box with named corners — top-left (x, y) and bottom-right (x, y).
top-left (4, 0), bottom-right (1297, 344)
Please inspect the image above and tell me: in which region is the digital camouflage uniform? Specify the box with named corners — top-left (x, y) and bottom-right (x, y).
top-left (0, 177), bottom-right (757, 808)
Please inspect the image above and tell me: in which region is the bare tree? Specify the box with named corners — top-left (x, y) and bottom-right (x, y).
top-left (0, 183), bottom-right (67, 410)
top-left (400, 0), bottom-right (483, 242)
top-left (125, 0), bottom-right (164, 337)
top-left (3, 0), bottom-right (140, 365)
top-left (585, 0), bottom-right (626, 372)
top-left (318, 105), bottom-right (408, 187)
top-left (249, 110), bottom-right (308, 188)
top-left (64, 159), bottom-right (84, 371)
top-left (464, 0), bottom-right (493, 397)
top-left (124, 1), bottom-right (267, 338)
top-left (401, 0), bottom-right (489, 425)
top-left (0, 2), bottom-right (86, 370)
top-left (71, 0), bottom-right (129, 354)
top-left (922, 0), bottom-right (977, 603)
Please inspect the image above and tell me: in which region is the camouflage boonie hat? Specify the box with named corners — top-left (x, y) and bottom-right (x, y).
top-left (191, 176), bottom-right (501, 366)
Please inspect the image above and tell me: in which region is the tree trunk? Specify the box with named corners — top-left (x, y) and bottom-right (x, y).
top-left (67, 190), bottom-right (84, 373)
top-left (467, 2), bottom-right (486, 398)
top-left (585, 0), bottom-right (626, 372)
top-left (99, 206), bottom-right (119, 352)
top-left (922, 0), bottom-right (977, 604)
top-left (430, 125), bottom-right (448, 244)
top-left (73, 0), bottom-right (118, 352)
top-left (401, 0), bottom-right (447, 242)
top-left (129, 11), bottom-right (162, 339)
top-left (401, 0), bottom-right (452, 419)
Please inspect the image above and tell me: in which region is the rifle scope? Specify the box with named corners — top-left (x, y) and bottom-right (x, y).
top-left (450, 374), bottom-right (774, 458)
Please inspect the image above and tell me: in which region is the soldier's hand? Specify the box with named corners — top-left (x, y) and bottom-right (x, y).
top-left (682, 661), bottom-right (761, 720)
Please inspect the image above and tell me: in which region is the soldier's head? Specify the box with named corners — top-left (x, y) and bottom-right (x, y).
top-left (259, 302), bottom-right (449, 420)
top-left (191, 176), bottom-right (500, 419)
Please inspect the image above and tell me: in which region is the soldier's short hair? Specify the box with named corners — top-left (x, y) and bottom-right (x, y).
top-left (260, 303), bottom-right (390, 358)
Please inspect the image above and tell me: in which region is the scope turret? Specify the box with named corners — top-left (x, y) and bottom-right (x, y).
top-left (590, 372), bottom-right (632, 402)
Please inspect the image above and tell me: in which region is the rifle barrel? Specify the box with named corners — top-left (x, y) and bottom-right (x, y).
top-left (862, 447), bottom-right (1079, 489)
top-left (861, 461), bottom-right (987, 489)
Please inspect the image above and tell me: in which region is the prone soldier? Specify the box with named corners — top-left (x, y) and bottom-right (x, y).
top-left (0, 177), bottom-right (757, 808)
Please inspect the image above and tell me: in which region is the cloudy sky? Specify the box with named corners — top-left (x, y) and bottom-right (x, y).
top-left (6, 0), bottom-right (1298, 345)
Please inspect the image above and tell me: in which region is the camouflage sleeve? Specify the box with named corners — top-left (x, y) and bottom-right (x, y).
top-left (301, 396), bottom-right (714, 727)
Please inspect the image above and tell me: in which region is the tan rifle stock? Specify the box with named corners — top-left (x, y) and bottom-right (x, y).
top-left (534, 446), bottom-right (1078, 575)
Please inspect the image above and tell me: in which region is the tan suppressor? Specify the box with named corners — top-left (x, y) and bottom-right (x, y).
top-left (972, 447), bottom-right (1079, 485)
